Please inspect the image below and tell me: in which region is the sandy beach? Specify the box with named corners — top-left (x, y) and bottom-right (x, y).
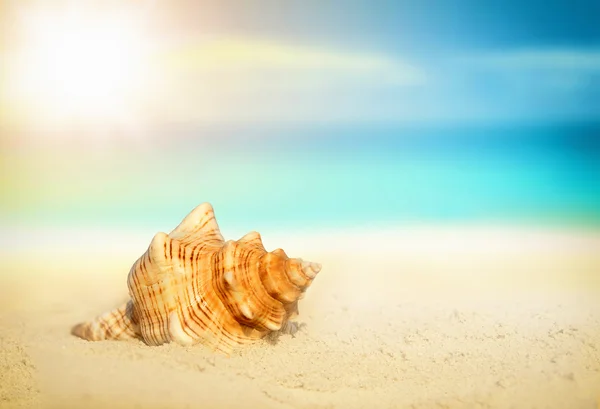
top-left (1, 225), bottom-right (599, 409)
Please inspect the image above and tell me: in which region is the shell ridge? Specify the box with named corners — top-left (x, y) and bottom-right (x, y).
top-left (259, 253), bottom-right (303, 304)
top-left (233, 242), bottom-right (286, 331)
top-left (130, 233), bottom-right (180, 345)
top-left (243, 249), bottom-right (287, 330)
top-left (71, 301), bottom-right (139, 341)
top-left (127, 258), bottom-right (159, 344)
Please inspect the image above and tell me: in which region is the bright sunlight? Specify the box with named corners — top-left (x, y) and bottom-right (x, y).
top-left (6, 4), bottom-right (150, 130)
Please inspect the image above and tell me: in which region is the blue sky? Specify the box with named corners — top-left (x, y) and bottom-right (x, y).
top-left (143, 0), bottom-right (600, 124)
top-left (163, 0), bottom-right (600, 52)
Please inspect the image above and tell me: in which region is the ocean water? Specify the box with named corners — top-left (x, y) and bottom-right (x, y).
top-left (3, 122), bottom-right (600, 232)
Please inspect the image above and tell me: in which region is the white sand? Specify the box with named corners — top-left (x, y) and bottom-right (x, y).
top-left (1, 225), bottom-right (599, 409)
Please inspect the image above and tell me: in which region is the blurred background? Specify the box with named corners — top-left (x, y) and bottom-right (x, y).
top-left (1, 0), bottom-right (599, 236)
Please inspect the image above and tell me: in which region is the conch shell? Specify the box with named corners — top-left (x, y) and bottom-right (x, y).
top-left (72, 203), bottom-right (321, 354)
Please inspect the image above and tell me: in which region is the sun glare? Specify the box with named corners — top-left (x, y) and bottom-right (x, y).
top-left (7, 5), bottom-right (150, 129)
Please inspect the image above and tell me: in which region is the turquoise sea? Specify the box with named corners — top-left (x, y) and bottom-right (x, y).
top-left (3, 121), bottom-right (600, 232)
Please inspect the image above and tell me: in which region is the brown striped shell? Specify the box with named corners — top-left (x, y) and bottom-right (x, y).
top-left (71, 203), bottom-right (322, 354)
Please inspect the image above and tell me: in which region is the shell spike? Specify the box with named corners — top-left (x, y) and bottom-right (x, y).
top-left (71, 301), bottom-right (139, 341)
top-left (223, 271), bottom-right (237, 289)
top-left (149, 232), bottom-right (179, 265)
top-left (271, 248), bottom-right (288, 258)
top-left (238, 231), bottom-right (264, 249)
top-left (239, 304), bottom-right (254, 320)
top-left (301, 260), bottom-right (322, 278)
top-left (169, 202), bottom-right (224, 241)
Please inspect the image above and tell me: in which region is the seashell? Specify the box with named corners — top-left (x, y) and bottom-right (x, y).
top-left (71, 203), bottom-right (322, 354)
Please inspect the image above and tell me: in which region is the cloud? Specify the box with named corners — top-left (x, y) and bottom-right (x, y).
top-left (162, 37), bottom-right (426, 86)
top-left (147, 37), bottom-right (427, 123)
top-left (468, 48), bottom-right (600, 71)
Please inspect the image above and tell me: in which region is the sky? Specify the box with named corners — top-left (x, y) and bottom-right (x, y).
top-left (0, 0), bottom-right (599, 228)
top-left (1, 0), bottom-right (599, 132)
top-left (164, 0), bottom-right (600, 52)
top-left (143, 0), bottom-right (600, 124)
